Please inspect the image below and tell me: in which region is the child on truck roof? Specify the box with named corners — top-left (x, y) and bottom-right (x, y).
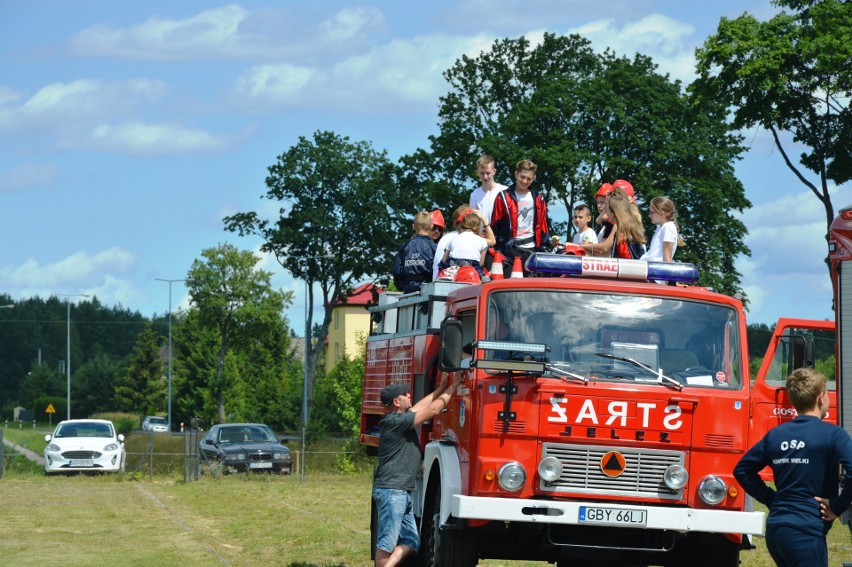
top-left (640, 197), bottom-right (683, 262)
top-left (392, 211), bottom-right (436, 294)
top-left (443, 209), bottom-right (492, 282)
top-left (572, 204), bottom-right (598, 246)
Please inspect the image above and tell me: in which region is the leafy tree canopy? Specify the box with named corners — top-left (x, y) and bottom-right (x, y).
top-left (692, 0), bottom-right (852, 246)
top-left (415, 32), bottom-right (751, 297)
top-left (224, 131), bottom-right (419, 424)
top-left (187, 243), bottom-right (289, 423)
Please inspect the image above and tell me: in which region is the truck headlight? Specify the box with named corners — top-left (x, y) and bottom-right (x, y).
top-left (698, 475), bottom-right (727, 505)
top-left (537, 456), bottom-right (562, 483)
top-left (498, 462), bottom-right (526, 492)
top-left (663, 464), bottom-right (688, 490)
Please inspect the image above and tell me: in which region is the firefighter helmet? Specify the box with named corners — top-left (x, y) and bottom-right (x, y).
top-left (563, 243), bottom-right (587, 256)
top-left (595, 183), bottom-right (613, 199)
top-left (611, 179), bottom-right (635, 204)
top-left (431, 209), bottom-right (445, 229)
top-left (454, 266), bottom-right (481, 283)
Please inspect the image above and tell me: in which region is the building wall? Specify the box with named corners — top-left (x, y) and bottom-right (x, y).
top-left (325, 305), bottom-right (371, 370)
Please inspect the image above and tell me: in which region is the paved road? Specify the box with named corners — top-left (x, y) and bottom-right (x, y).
top-left (1, 436), bottom-right (45, 465)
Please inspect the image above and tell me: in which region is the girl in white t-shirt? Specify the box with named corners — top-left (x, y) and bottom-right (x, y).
top-left (640, 196), bottom-right (682, 262)
top-left (444, 211), bottom-right (490, 280)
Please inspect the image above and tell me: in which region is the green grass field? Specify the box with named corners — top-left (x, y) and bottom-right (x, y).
top-left (3, 427), bottom-right (852, 566)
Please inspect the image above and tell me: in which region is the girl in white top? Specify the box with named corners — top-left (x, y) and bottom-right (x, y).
top-left (444, 211), bottom-right (490, 279)
top-left (640, 196), bottom-right (682, 262)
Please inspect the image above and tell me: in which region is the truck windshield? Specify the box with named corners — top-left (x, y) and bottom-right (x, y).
top-left (485, 290), bottom-right (742, 388)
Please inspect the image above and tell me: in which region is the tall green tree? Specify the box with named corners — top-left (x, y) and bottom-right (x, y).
top-left (420, 33), bottom-right (751, 296)
top-left (693, 0), bottom-right (852, 267)
top-left (223, 130), bottom-right (415, 426)
top-left (172, 310), bottom-right (219, 427)
top-left (186, 243), bottom-right (288, 423)
top-left (115, 324), bottom-right (164, 414)
top-left (73, 352), bottom-right (124, 417)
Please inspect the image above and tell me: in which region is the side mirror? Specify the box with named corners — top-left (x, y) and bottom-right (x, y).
top-left (791, 335), bottom-right (815, 369)
top-left (118, 434), bottom-right (125, 443)
top-left (44, 434), bottom-right (52, 443)
top-left (440, 319), bottom-right (464, 371)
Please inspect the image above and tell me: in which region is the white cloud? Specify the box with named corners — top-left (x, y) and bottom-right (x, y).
top-left (83, 121), bottom-right (235, 155)
top-left (0, 78), bottom-right (167, 134)
top-left (570, 14), bottom-right (698, 84)
top-left (230, 33), bottom-right (485, 112)
top-left (16, 79), bottom-right (164, 125)
top-left (0, 78), bottom-right (244, 155)
top-left (735, 186), bottom-right (848, 323)
top-left (1, 247), bottom-right (139, 306)
top-left (319, 7), bottom-right (384, 43)
top-left (0, 164), bottom-right (58, 193)
top-left (68, 5), bottom-right (386, 62)
top-left (233, 63), bottom-right (316, 103)
top-left (70, 4), bottom-right (249, 60)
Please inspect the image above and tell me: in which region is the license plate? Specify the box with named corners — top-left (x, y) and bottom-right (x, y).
top-left (579, 506), bottom-right (647, 527)
top-left (249, 462), bottom-right (273, 469)
top-left (69, 459), bottom-right (94, 467)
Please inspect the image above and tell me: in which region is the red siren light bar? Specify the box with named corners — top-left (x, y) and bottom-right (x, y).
top-left (525, 253), bottom-right (700, 284)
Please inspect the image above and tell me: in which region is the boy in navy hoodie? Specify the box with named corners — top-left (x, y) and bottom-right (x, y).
top-left (392, 211), bottom-right (436, 294)
top-left (734, 368), bottom-right (852, 566)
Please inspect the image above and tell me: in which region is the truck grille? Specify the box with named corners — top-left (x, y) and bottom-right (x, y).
top-left (539, 443), bottom-right (684, 500)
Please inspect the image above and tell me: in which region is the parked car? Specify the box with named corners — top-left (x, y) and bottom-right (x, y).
top-left (141, 415), bottom-right (169, 432)
top-left (199, 423), bottom-right (291, 475)
top-left (44, 419), bottom-right (126, 475)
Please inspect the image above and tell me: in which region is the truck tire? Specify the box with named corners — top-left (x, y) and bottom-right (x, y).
top-left (420, 487), bottom-right (477, 567)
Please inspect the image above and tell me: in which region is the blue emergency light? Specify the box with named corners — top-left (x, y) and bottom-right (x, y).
top-left (525, 253), bottom-right (699, 284)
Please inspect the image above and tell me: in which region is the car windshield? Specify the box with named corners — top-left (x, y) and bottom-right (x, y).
top-left (55, 422), bottom-right (113, 438)
top-left (217, 426), bottom-right (277, 444)
top-left (483, 290), bottom-right (742, 388)
top-left (147, 417), bottom-right (167, 424)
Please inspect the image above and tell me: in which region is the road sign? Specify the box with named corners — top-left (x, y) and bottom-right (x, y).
top-left (45, 403), bottom-right (55, 414)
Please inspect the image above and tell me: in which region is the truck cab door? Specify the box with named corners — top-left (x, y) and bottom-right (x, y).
top-left (750, 318), bottom-right (836, 478)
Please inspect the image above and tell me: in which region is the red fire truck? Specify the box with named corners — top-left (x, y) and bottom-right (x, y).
top-left (361, 254), bottom-right (771, 566)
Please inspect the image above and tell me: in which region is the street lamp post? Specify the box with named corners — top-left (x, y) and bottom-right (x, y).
top-left (155, 278), bottom-right (185, 432)
top-left (57, 294), bottom-right (89, 420)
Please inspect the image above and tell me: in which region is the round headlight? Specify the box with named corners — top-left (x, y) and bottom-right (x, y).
top-left (234, 453), bottom-right (246, 460)
top-left (698, 475), bottom-right (727, 506)
top-left (498, 462), bottom-right (526, 492)
top-left (663, 464), bottom-right (688, 490)
top-left (538, 456), bottom-right (563, 483)
top-left (103, 443), bottom-right (120, 452)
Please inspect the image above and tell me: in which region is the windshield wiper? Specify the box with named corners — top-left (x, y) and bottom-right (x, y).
top-left (545, 362), bottom-right (588, 384)
top-left (595, 352), bottom-right (683, 391)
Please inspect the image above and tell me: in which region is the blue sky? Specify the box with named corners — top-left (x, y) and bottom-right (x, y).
top-left (1, 1), bottom-right (846, 329)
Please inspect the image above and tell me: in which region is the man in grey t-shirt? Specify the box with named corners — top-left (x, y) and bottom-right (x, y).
top-left (372, 372), bottom-right (461, 567)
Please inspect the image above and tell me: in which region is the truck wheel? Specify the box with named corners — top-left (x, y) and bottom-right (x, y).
top-left (420, 487), bottom-right (477, 567)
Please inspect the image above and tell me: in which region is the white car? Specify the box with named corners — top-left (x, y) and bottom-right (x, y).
top-left (44, 419), bottom-right (126, 475)
top-left (141, 415), bottom-right (169, 433)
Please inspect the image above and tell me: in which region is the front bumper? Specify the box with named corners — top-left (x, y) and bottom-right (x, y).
top-left (44, 450), bottom-right (124, 473)
top-left (221, 458), bottom-right (292, 474)
top-left (452, 495), bottom-right (765, 536)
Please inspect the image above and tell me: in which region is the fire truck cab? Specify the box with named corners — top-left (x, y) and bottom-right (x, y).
top-left (362, 254), bottom-right (765, 566)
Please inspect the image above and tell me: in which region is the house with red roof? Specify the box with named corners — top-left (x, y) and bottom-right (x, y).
top-left (325, 282), bottom-right (380, 370)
